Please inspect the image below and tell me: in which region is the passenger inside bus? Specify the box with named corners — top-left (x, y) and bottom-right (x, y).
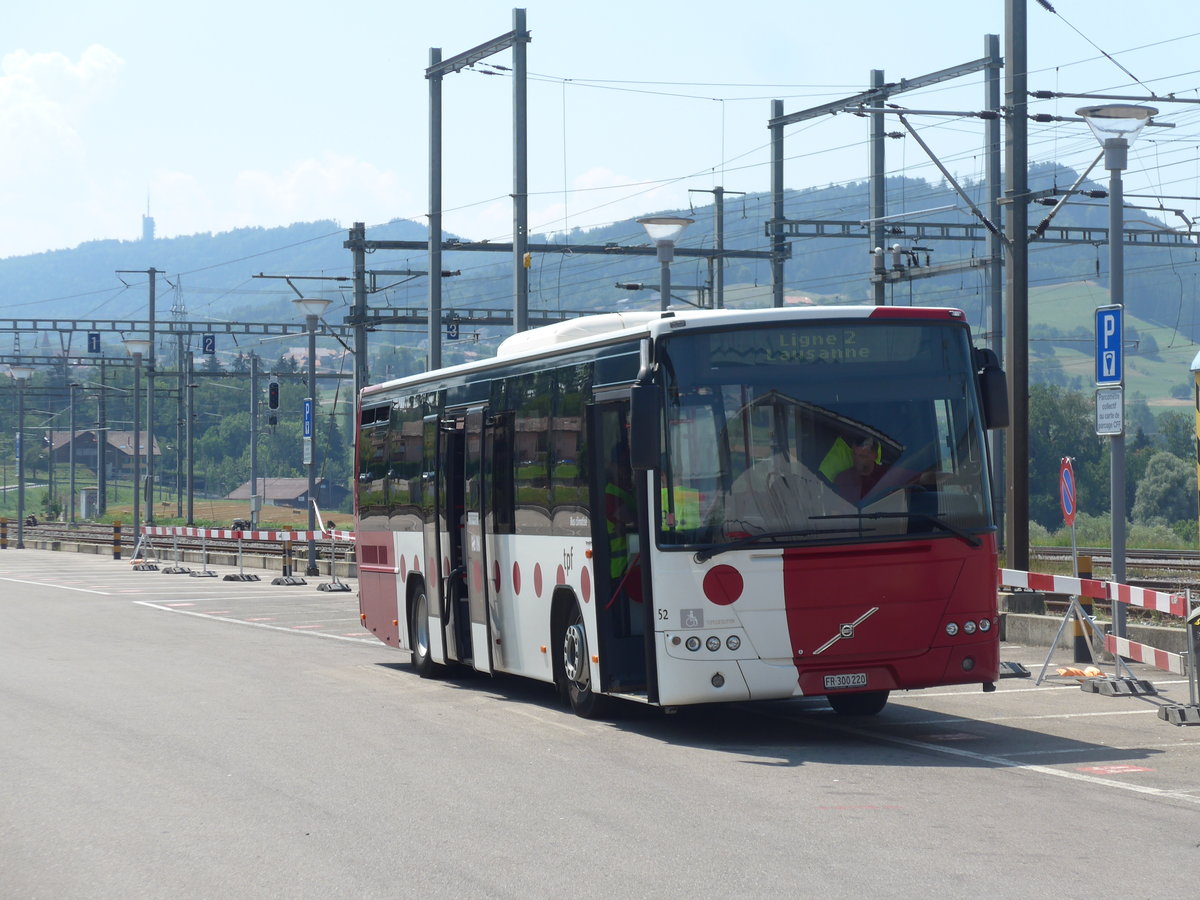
top-left (604, 441), bottom-right (641, 606)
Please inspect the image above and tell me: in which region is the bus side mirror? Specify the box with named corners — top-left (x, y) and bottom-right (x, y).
top-left (629, 382), bottom-right (659, 470)
top-left (974, 347), bottom-right (1009, 430)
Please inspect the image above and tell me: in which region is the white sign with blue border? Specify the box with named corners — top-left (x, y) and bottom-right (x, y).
top-left (1095, 305), bottom-right (1122, 385)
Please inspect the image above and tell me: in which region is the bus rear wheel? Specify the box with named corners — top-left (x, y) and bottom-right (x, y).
top-left (827, 690), bottom-right (889, 716)
top-left (560, 601), bottom-right (607, 719)
top-left (411, 588), bottom-right (436, 678)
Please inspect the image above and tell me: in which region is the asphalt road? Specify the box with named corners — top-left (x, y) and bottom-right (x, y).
top-left (2, 550), bottom-right (1198, 898)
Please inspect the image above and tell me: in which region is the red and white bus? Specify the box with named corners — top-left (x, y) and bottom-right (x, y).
top-left (355, 306), bottom-right (1008, 717)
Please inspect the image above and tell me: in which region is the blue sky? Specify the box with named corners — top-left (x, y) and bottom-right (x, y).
top-left (4, 0), bottom-right (1199, 259)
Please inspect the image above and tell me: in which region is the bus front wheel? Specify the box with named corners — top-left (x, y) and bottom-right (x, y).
top-left (827, 690), bottom-right (889, 716)
top-left (560, 601), bottom-right (607, 719)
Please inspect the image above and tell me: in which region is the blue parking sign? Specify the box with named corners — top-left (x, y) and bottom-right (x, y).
top-left (1095, 305), bottom-right (1122, 385)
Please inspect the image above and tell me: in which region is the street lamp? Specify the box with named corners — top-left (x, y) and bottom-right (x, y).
top-left (637, 216), bottom-right (694, 311)
top-left (1077, 103), bottom-right (1157, 639)
top-left (294, 297), bottom-right (331, 576)
top-left (9, 365), bottom-right (34, 549)
top-left (123, 338), bottom-right (151, 554)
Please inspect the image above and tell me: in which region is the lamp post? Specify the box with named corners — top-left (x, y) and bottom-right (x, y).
top-left (9, 365), bottom-right (34, 548)
top-left (124, 338), bottom-right (151, 554)
top-left (1077, 104), bottom-right (1157, 639)
top-left (294, 297), bottom-right (331, 576)
top-left (637, 216), bottom-right (694, 311)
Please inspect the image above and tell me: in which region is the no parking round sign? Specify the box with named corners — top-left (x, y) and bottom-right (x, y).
top-left (1059, 457), bottom-right (1077, 527)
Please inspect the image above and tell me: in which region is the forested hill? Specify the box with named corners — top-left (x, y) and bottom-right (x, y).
top-left (1, 162), bottom-right (1194, 348)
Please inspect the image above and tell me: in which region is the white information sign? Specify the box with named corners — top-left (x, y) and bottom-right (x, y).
top-left (303, 436), bottom-right (313, 465)
top-left (1095, 386), bottom-right (1124, 436)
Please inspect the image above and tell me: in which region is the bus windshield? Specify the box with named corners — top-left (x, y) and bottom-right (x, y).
top-left (655, 319), bottom-right (993, 550)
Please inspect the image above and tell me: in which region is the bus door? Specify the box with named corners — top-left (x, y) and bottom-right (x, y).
top-left (436, 412), bottom-right (472, 665)
top-left (589, 398), bottom-right (650, 695)
top-left (462, 406), bottom-right (495, 674)
top-left (421, 413), bottom-right (448, 665)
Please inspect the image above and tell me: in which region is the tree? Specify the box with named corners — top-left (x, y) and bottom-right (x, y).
top-left (1156, 410), bottom-right (1193, 460)
top-left (1027, 384), bottom-right (1108, 528)
top-left (1131, 451), bottom-right (1197, 525)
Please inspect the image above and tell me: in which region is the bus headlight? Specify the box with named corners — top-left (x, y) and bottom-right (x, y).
top-left (963, 620), bottom-right (977, 635)
top-left (685, 636), bottom-right (701, 652)
top-left (979, 618), bottom-right (992, 632)
top-left (726, 635), bottom-right (741, 651)
top-left (706, 636), bottom-right (721, 652)
top-left (945, 622), bottom-right (959, 636)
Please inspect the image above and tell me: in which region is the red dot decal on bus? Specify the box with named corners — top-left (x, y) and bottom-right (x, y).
top-left (513, 562), bottom-right (522, 595)
top-left (534, 563), bottom-right (543, 598)
top-left (414, 555), bottom-right (421, 573)
top-left (471, 560), bottom-right (482, 593)
top-left (493, 560), bottom-right (501, 593)
top-left (581, 566), bottom-right (591, 603)
top-left (428, 556), bottom-right (436, 579)
top-left (703, 565), bottom-right (744, 606)
top-left (400, 555), bottom-right (407, 580)
top-left (556, 564), bottom-right (566, 586)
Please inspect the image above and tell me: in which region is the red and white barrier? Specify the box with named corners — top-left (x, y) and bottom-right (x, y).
top-left (1001, 568), bottom-right (1190, 679)
top-left (1104, 635), bottom-right (1186, 676)
top-left (142, 525), bottom-right (355, 543)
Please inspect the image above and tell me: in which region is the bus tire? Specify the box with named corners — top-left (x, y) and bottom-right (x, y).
top-left (410, 586), bottom-right (436, 678)
top-left (560, 599), bottom-right (607, 719)
top-left (827, 690), bottom-right (889, 716)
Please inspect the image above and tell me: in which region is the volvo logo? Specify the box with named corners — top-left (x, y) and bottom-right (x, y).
top-left (813, 607), bottom-right (880, 656)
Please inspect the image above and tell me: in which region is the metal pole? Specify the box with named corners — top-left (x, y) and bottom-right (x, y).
top-left (1106, 135), bottom-right (1129, 638)
top-left (132, 353), bottom-right (142, 552)
top-left (658, 246), bottom-right (672, 312)
top-left (306, 313), bottom-right (319, 576)
top-left (350, 222), bottom-right (368, 395)
top-left (97, 360), bottom-right (107, 516)
top-left (770, 99), bottom-right (785, 308)
top-left (186, 354), bottom-right (195, 526)
top-left (68, 383), bottom-right (77, 524)
top-left (714, 186), bottom-right (726, 308)
top-left (512, 7), bottom-right (530, 333)
top-left (146, 273), bottom-right (156, 524)
top-left (428, 48), bottom-right (443, 372)
top-left (176, 333), bottom-right (184, 518)
top-left (16, 378), bottom-right (26, 549)
top-left (869, 69), bottom-right (887, 307)
top-left (1004, 0), bottom-right (1031, 571)
top-left (250, 355), bottom-right (259, 529)
top-left (986, 33), bottom-right (1006, 548)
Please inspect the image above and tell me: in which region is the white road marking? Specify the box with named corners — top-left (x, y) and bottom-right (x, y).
top-left (133, 600), bottom-right (375, 643)
top-left (0, 576), bottom-right (110, 595)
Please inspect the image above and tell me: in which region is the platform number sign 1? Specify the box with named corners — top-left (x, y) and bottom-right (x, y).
top-left (1059, 457), bottom-right (1077, 527)
top-left (87, 332), bottom-right (101, 353)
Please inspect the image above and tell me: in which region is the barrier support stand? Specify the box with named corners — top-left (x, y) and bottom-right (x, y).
top-left (317, 532), bottom-right (351, 592)
top-left (1, 517), bottom-right (8, 550)
top-left (1035, 595), bottom-right (1155, 695)
top-left (1073, 555), bottom-right (1093, 663)
top-left (189, 531), bottom-right (216, 578)
top-left (131, 530), bottom-right (159, 571)
top-left (1159, 593), bottom-right (1200, 726)
top-left (161, 531), bottom-right (191, 575)
top-left (223, 532), bottom-right (260, 582)
top-left (272, 537), bottom-right (307, 586)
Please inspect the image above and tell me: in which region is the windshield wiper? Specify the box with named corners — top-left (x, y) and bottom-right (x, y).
top-left (813, 512), bottom-right (981, 547)
top-left (694, 528), bottom-right (875, 563)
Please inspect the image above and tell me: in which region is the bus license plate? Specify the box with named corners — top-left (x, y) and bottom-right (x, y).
top-left (824, 673), bottom-right (868, 690)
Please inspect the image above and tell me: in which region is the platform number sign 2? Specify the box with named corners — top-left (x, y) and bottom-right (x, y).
top-left (202, 334), bottom-right (216, 355)
top-left (1059, 457), bottom-right (1077, 527)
